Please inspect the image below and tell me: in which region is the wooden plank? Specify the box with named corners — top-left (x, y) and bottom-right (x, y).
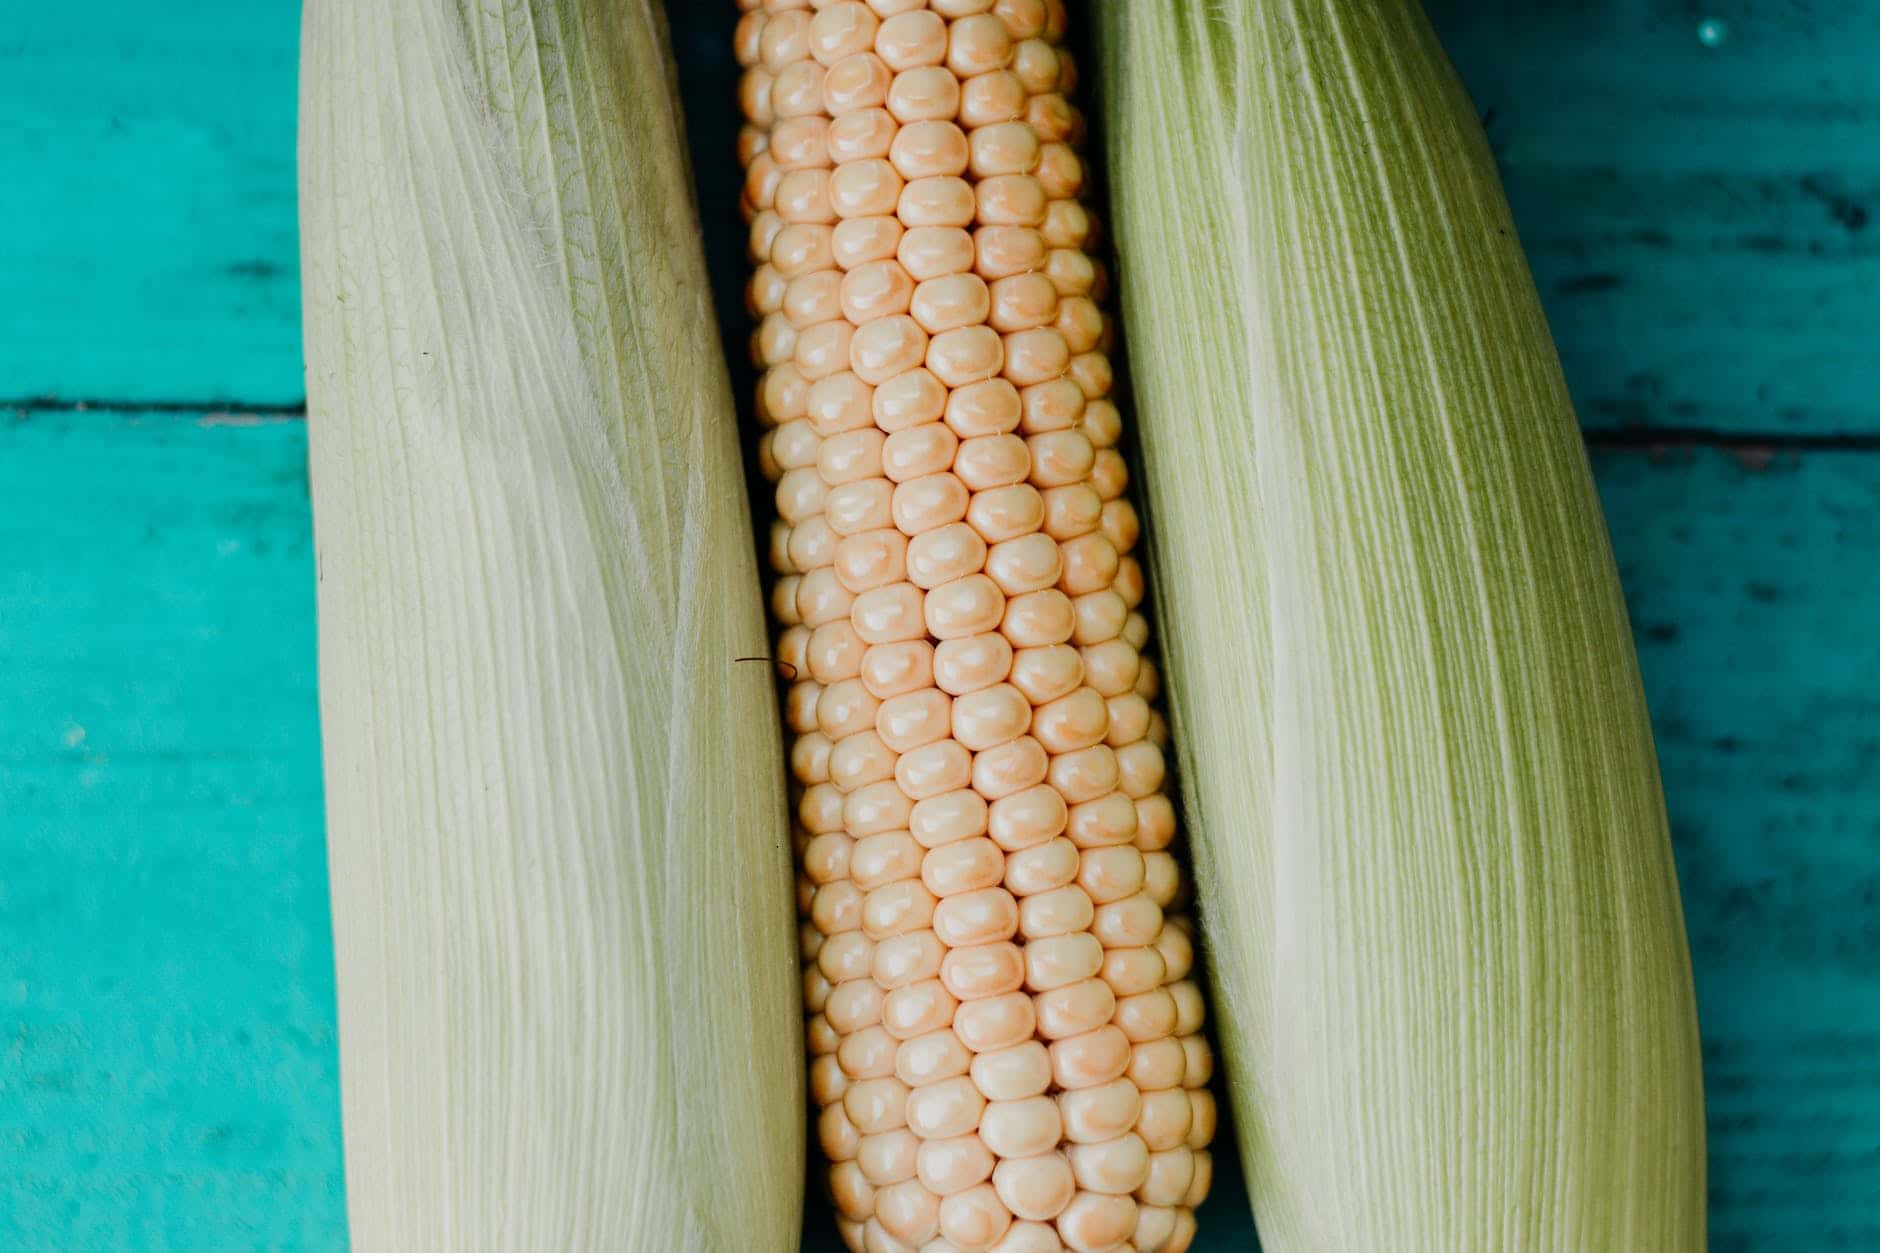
top-left (1429, 2), bottom-right (1880, 436)
top-left (1593, 444), bottom-right (1880, 1249)
top-left (0, 3), bottom-right (302, 406)
top-left (0, 412), bottom-right (342, 1249)
top-left (4, 413), bottom-right (1875, 1247)
top-left (5, 0), bottom-right (1876, 439)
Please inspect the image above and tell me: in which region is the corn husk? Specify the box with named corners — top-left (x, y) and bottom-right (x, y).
top-left (298, 3), bottom-right (801, 1248)
top-left (1095, 2), bottom-right (1706, 1247)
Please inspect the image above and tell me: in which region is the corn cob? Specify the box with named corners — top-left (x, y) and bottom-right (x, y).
top-left (733, 3), bottom-right (1215, 1250)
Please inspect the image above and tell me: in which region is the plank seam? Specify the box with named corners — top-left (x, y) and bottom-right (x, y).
top-left (8, 396), bottom-right (1880, 453)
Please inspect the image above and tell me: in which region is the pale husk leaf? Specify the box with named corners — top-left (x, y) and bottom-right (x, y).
top-left (1096, 2), bottom-right (1706, 1247)
top-left (298, 3), bottom-right (801, 1248)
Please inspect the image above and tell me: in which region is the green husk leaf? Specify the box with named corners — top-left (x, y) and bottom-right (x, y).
top-left (1095, 2), bottom-right (1706, 1247)
top-left (298, 3), bottom-right (801, 1248)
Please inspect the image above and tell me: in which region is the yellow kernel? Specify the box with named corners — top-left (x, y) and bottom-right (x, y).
top-left (974, 225), bottom-right (1046, 279)
top-left (976, 174), bottom-right (1048, 226)
top-left (911, 272), bottom-right (992, 332)
top-left (1009, 643), bottom-right (1083, 704)
top-left (896, 737), bottom-right (974, 799)
top-left (900, 175), bottom-right (978, 227)
top-left (825, 477), bottom-right (895, 535)
top-left (951, 682), bottom-right (1032, 750)
top-left (772, 60), bottom-right (828, 119)
top-left (1035, 977), bottom-right (1116, 1041)
top-left (1035, 142), bottom-right (1083, 198)
top-left (849, 775), bottom-right (913, 835)
top-left (899, 224), bottom-right (977, 279)
top-left (896, 1026), bottom-right (972, 1087)
top-left (829, 728), bottom-right (896, 791)
top-left (1067, 1134), bottom-right (1149, 1196)
top-left (857, 1126), bottom-right (919, 1185)
top-left (1010, 37), bottom-right (1058, 93)
top-left (759, 8), bottom-right (812, 69)
top-left (952, 989), bottom-right (1036, 1052)
top-left (1003, 327), bottom-right (1071, 386)
top-left (946, 377), bottom-right (1023, 436)
top-left (839, 262), bottom-right (915, 332)
top-left (980, 1100), bottom-right (1066, 1163)
top-left (992, 1152), bottom-right (1073, 1223)
top-left (883, 424), bottom-right (961, 485)
top-left (1001, 588), bottom-right (1076, 647)
top-left (933, 631), bottom-right (1014, 694)
top-left (876, 1178), bottom-right (942, 1245)
top-left (852, 314), bottom-right (930, 384)
top-left (928, 325), bottom-right (1007, 387)
top-left (883, 977), bottom-right (958, 1038)
top-left (967, 484), bottom-right (1046, 545)
top-left (1070, 589), bottom-right (1126, 646)
top-left (970, 1041), bottom-right (1051, 1102)
top-left (1023, 931), bottom-right (1103, 992)
top-left (926, 573), bottom-right (1007, 639)
top-left (918, 1132), bottom-right (996, 1197)
top-left (940, 938), bottom-right (1025, 999)
top-left (972, 736), bottom-right (1047, 801)
top-left (828, 978), bottom-right (887, 1033)
top-left (1133, 1088), bottom-right (1191, 1152)
top-left (1138, 1147), bottom-right (1194, 1208)
top-left (931, 885), bottom-right (1020, 946)
top-left (1003, 836), bottom-right (1079, 897)
top-left (1066, 791), bottom-right (1137, 848)
top-left (831, 158), bottom-right (906, 220)
top-left (811, 2), bottom-right (881, 64)
top-left (876, 9), bottom-right (948, 70)
top-left (924, 837), bottom-right (1006, 899)
top-left (939, 1182), bottom-right (1014, 1250)
top-left (890, 120), bottom-right (971, 179)
top-left (821, 1101), bottom-right (863, 1163)
top-left (878, 687), bottom-right (953, 752)
top-left (887, 65), bottom-right (961, 122)
top-left (906, 1075), bottom-right (987, 1140)
top-left (830, 1159), bottom-right (877, 1221)
top-left (829, 106), bottom-right (899, 162)
top-left (909, 787), bottom-right (989, 848)
top-left (1092, 892), bottom-right (1162, 948)
top-left (772, 222), bottom-right (836, 276)
top-left (1056, 1190), bottom-right (1136, 1252)
top-left (852, 581), bottom-right (928, 643)
top-left (1026, 93), bottom-right (1077, 143)
top-left (875, 930), bottom-right (947, 989)
top-left (893, 472), bottom-right (970, 534)
top-left (833, 214), bottom-right (905, 268)
top-left (819, 427), bottom-right (886, 484)
top-left (959, 69), bottom-right (1026, 128)
top-left (770, 116), bottom-right (831, 169)
top-left (861, 637), bottom-right (937, 698)
top-left (969, 121), bottom-right (1040, 177)
top-left (1039, 198), bottom-right (1090, 249)
top-left (988, 784), bottom-right (1068, 852)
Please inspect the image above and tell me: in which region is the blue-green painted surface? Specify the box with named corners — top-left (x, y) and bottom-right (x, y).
top-left (0, 413), bottom-right (343, 1250)
top-left (1, 1), bottom-right (1877, 1250)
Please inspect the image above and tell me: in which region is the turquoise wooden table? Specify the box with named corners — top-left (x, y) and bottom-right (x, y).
top-left (1, 3), bottom-right (1874, 1249)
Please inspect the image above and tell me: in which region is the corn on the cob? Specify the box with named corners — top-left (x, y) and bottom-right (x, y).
top-left (734, 4), bottom-right (1215, 1251)
top-left (1095, 2), bottom-right (1706, 1250)
top-left (300, 3), bottom-right (802, 1248)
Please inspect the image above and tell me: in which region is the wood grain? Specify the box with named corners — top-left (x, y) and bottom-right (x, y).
top-left (1428, 2), bottom-right (1880, 437)
top-left (0, 3), bottom-right (302, 406)
top-left (0, 411), bottom-right (341, 1250)
top-left (5, 412), bottom-right (1874, 1248)
top-left (8, 0), bottom-right (1873, 437)
top-left (3, 0), bottom-right (1877, 1249)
